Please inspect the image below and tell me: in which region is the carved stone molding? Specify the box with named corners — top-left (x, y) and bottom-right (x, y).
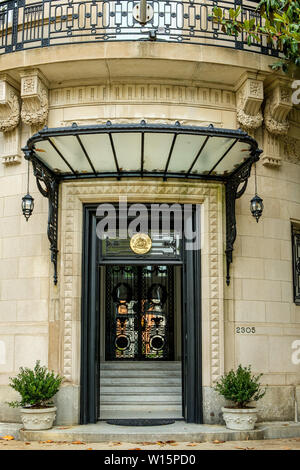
top-left (60, 181), bottom-right (224, 385)
top-left (264, 80), bottom-right (293, 136)
top-left (283, 135), bottom-right (300, 164)
top-left (261, 128), bottom-right (282, 168)
top-left (50, 84), bottom-right (236, 110)
top-left (0, 77), bottom-right (20, 133)
top-left (1, 127), bottom-right (22, 166)
top-left (236, 75), bottom-right (264, 132)
top-left (20, 70), bottom-right (49, 128)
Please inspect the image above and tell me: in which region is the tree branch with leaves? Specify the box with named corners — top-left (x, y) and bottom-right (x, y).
top-left (212, 0), bottom-right (300, 74)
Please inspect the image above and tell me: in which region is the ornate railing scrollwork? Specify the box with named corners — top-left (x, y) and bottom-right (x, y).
top-left (0, 0), bottom-right (279, 57)
top-left (225, 149), bottom-right (262, 286)
top-left (23, 148), bottom-right (59, 285)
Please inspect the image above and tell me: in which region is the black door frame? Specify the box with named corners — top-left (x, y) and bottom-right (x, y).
top-left (80, 204), bottom-right (202, 424)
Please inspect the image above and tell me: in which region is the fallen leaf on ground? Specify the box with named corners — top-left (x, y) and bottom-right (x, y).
top-left (86, 448), bottom-right (93, 451)
top-left (187, 443), bottom-right (198, 447)
top-left (2, 435), bottom-right (14, 440)
top-left (57, 426), bottom-right (73, 430)
top-left (156, 441), bottom-right (166, 446)
top-left (39, 440), bottom-right (53, 444)
top-left (72, 441), bottom-right (85, 445)
top-left (24, 442), bottom-right (31, 445)
top-left (234, 446), bottom-right (245, 450)
top-left (213, 440), bottom-right (225, 444)
top-left (129, 448), bottom-right (142, 450)
top-left (281, 447), bottom-right (291, 450)
top-left (111, 442), bottom-right (122, 446)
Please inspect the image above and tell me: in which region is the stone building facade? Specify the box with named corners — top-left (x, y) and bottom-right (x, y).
top-left (0, 0), bottom-right (299, 426)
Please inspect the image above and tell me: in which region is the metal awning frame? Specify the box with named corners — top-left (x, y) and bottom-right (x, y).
top-left (22, 121), bottom-right (263, 286)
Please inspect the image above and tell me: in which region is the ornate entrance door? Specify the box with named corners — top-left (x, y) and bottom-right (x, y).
top-left (105, 265), bottom-right (174, 360)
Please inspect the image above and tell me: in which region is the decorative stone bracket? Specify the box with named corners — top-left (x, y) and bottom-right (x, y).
top-left (264, 79), bottom-right (293, 136)
top-left (236, 73), bottom-right (264, 133)
top-left (20, 70), bottom-right (49, 129)
top-left (0, 76), bottom-right (20, 132)
top-left (262, 79), bottom-right (293, 167)
top-left (0, 75), bottom-right (21, 165)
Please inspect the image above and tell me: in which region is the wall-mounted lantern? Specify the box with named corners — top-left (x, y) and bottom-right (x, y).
top-left (250, 163), bottom-right (263, 222)
top-left (22, 160), bottom-right (34, 221)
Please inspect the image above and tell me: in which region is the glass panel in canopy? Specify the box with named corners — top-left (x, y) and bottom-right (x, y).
top-left (213, 141), bottom-right (252, 175)
top-left (167, 134), bottom-right (207, 173)
top-left (192, 136), bottom-right (235, 175)
top-left (111, 133), bottom-right (141, 171)
top-left (50, 136), bottom-right (92, 173)
top-left (80, 134), bottom-right (116, 172)
top-left (33, 139), bottom-right (71, 174)
top-left (143, 132), bottom-right (175, 172)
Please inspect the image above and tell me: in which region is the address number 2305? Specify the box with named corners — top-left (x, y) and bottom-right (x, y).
top-left (236, 326), bottom-right (256, 334)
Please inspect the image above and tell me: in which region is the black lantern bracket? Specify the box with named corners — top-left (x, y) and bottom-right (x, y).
top-left (23, 147), bottom-right (59, 285)
top-left (225, 148), bottom-right (263, 286)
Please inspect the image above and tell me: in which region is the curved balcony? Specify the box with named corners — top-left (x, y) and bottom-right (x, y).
top-left (0, 0), bottom-right (279, 57)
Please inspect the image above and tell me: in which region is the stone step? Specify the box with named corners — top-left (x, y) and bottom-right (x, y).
top-left (20, 421), bottom-right (272, 443)
top-left (100, 394), bottom-right (182, 403)
top-left (101, 377), bottom-right (182, 385)
top-left (101, 361), bottom-right (181, 370)
top-left (101, 370), bottom-right (181, 378)
top-left (101, 386), bottom-right (182, 393)
top-left (99, 410), bottom-right (184, 419)
top-left (100, 404), bottom-right (182, 411)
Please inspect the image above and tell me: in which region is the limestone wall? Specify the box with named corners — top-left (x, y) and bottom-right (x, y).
top-left (0, 42), bottom-right (299, 424)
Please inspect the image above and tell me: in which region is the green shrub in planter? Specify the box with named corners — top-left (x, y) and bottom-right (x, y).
top-left (214, 364), bottom-right (266, 409)
top-left (8, 360), bottom-right (63, 409)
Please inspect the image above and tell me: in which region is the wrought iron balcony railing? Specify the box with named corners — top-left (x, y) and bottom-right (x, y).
top-left (0, 0), bottom-right (279, 57)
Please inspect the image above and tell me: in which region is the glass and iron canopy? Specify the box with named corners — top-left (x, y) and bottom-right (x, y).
top-left (22, 122), bottom-right (263, 286)
top-left (24, 122), bottom-right (260, 182)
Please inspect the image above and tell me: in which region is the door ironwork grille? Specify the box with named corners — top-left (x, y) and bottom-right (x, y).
top-left (105, 265), bottom-right (174, 360)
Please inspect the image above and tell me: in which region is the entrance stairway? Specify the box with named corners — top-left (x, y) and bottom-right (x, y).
top-left (99, 361), bottom-right (182, 420)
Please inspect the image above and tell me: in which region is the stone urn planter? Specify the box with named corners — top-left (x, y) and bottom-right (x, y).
top-left (7, 361), bottom-right (63, 432)
top-left (221, 407), bottom-right (258, 431)
top-left (20, 406), bottom-right (57, 431)
top-left (214, 365), bottom-right (266, 432)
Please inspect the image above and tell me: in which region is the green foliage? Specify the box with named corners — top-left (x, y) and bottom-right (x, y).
top-left (212, 0), bottom-right (300, 74)
top-left (8, 360), bottom-right (63, 409)
top-left (214, 364), bottom-right (266, 408)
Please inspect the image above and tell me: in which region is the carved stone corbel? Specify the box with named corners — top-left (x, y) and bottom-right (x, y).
top-left (0, 74), bottom-right (20, 133)
top-left (264, 79), bottom-right (293, 136)
top-left (20, 70), bottom-right (49, 129)
top-left (261, 79), bottom-right (293, 167)
top-left (0, 74), bottom-right (22, 165)
top-left (235, 73), bottom-right (264, 133)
